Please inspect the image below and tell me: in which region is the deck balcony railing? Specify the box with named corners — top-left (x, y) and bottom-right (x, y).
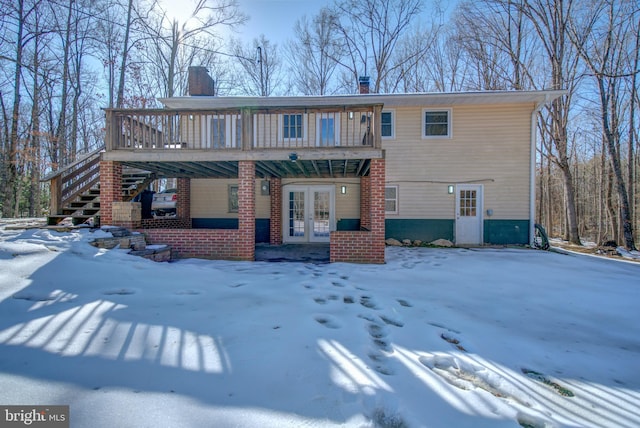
top-left (105, 106), bottom-right (382, 152)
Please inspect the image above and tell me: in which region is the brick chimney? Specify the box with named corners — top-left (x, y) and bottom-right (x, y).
top-left (358, 76), bottom-right (370, 94)
top-left (188, 66), bottom-right (215, 96)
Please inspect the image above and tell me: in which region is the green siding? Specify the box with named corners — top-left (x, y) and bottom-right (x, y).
top-left (385, 219), bottom-right (529, 245)
top-left (385, 219), bottom-right (454, 242)
top-left (337, 219), bottom-right (360, 231)
top-left (483, 220), bottom-right (529, 245)
top-left (192, 218), bottom-right (270, 243)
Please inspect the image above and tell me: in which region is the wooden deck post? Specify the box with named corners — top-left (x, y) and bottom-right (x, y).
top-left (49, 175), bottom-right (62, 216)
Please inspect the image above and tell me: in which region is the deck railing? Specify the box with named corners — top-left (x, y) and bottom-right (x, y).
top-left (105, 106), bottom-right (382, 152)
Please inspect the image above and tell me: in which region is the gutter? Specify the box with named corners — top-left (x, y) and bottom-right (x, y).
top-left (529, 94), bottom-right (552, 247)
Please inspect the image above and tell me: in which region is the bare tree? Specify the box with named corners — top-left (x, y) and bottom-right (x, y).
top-left (231, 35), bottom-right (283, 96)
top-left (287, 9), bottom-right (343, 95)
top-left (518, 0), bottom-right (587, 245)
top-left (0, 0), bottom-right (45, 217)
top-left (569, 0), bottom-right (638, 250)
top-left (140, 0), bottom-right (246, 99)
top-left (330, 0), bottom-right (424, 93)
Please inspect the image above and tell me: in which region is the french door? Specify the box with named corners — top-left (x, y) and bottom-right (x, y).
top-left (283, 185), bottom-right (335, 243)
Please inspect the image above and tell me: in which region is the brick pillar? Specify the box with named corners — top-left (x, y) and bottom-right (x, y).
top-left (100, 161), bottom-right (122, 225)
top-left (369, 158), bottom-right (386, 262)
top-left (238, 161), bottom-right (255, 260)
top-left (177, 178), bottom-right (191, 226)
top-left (270, 177), bottom-right (282, 245)
top-left (360, 175), bottom-right (371, 230)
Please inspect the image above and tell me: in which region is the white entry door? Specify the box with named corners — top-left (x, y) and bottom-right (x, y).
top-left (455, 184), bottom-right (483, 245)
top-left (283, 185), bottom-right (335, 243)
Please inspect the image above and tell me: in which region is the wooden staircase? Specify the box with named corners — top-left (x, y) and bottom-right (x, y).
top-left (44, 148), bottom-right (155, 226)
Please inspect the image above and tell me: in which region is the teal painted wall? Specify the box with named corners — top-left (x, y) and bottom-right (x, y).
top-left (385, 219), bottom-right (454, 242)
top-left (484, 220), bottom-right (529, 245)
top-left (192, 218), bottom-right (270, 243)
top-left (337, 219), bottom-right (360, 231)
top-left (385, 219), bottom-right (529, 245)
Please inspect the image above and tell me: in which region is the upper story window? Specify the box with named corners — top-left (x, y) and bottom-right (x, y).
top-left (423, 109), bottom-right (451, 138)
top-left (316, 113), bottom-right (340, 146)
top-left (283, 114), bottom-right (303, 140)
top-left (381, 110), bottom-right (394, 138)
top-left (203, 114), bottom-right (241, 148)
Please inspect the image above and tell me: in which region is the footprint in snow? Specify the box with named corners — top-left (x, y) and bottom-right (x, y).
top-left (396, 299), bottom-right (412, 307)
top-left (427, 322), bottom-right (461, 334)
top-left (175, 289), bottom-right (202, 295)
top-left (228, 283), bottom-right (246, 288)
top-left (367, 323), bottom-right (388, 339)
top-left (103, 289), bottom-right (135, 295)
top-left (314, 315), bottom-right (341, 329)
top-left (441, 333), bottom-right (467, 352)
top-left (380, 315), bottom-right (404, 328)
top-left (360, 296), bottom-right (379, 309)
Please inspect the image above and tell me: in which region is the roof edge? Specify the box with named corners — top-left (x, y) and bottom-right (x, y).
top-left (159, 89), bottom-right (567, 109)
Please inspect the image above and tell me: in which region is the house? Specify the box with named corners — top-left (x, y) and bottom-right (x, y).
top-left (56, 68), bottom-right (564, 263)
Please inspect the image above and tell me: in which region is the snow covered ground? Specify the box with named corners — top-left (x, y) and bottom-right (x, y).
top-left (0, 224), bottom-right (638, 428)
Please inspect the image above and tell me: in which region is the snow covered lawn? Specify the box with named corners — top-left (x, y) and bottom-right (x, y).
top-left (0, 225), bottom-right (638, 427)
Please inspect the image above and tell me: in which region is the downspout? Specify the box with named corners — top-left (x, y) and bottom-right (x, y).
top-left (529, 94), bottom-right (551, 246)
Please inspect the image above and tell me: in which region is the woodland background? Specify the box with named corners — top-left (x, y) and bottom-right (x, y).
top-left (1, 0), bottom-right (638, 249)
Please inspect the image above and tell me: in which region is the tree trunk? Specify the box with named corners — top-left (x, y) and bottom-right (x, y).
top-left (116, 0), bottom-right (134, 108)
top-left (29, 25), bottom-right (41, 217)
top-left (3, 0), bottom-right (25, 218)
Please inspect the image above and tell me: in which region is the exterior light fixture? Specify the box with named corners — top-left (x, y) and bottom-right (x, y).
top-left (261, 180), bottom-right (270, 196)
top-left (448, 185), bottom-right (454, 194)
top-left (340, 185), bottom-right (347, 194)
top-left (289, 152), bottom-right (298, 162)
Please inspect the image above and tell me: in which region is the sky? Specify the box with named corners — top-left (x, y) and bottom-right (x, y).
top-left (162, 0), bottom-right (333, 46)
top-left (0, 220), bottom-right (639, 427)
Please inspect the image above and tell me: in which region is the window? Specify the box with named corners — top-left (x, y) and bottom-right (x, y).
top-left (423, 109), bottom-right (451, 138)
top-left (381, 110), bottom-right (394, 138)
top-left (203, 114), bottom-right (241, 148)
top-left (228, 184), bottom-right (238, 213)
top-left (283, 114), bottom-right (303, 140)
top-left (385, 186), bottom-right (398, 214)
top-left (316, 113), bottom-right (340, 146)
top-left (211, 117), bottom-right (225, 148)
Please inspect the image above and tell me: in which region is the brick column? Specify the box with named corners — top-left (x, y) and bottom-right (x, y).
top-left (360, 175), bottom-right (371, 230)
top-left (238, 161), bottom-right (255, 260)
top-left (177, 178), bottom-right (191, 226)
top-left (369, 158), bottom-right (386, 262)
top-left (100, 161), bottom-right (122, 225)
top-left (270, 177), bottom-right (282, 245)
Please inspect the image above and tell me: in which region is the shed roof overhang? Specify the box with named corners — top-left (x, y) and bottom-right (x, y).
top-left (159, 89), bottom-right (567, 110)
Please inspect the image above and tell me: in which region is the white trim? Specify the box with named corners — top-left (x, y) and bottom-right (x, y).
top-left (278, 113), bottom-right (308, 143)
top-left (529, 95), bottom-right (552, 246)
top-left (161, 90), bottom-right (567, 110)
top-left (282, 185), bottom-right (335, 243)
top-left (384, 185), bottom-right (399, 215)
top-left (455, 184), bottom-right (483, 245)
top-left (381, 109), bottom-right (395, 140)
top-left (422, 108), bottom-right (452, 139)
top-left (201, 113), bottom-right (240, 148)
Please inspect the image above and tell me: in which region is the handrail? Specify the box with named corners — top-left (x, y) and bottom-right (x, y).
top-left (105, 106), bottom-right (381, 152)
top-left (41, 145), bottom-right (105, 181)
